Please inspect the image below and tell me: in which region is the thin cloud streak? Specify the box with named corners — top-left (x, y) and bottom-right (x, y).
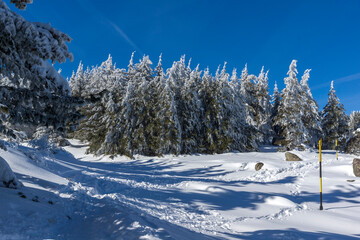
top-left (106, 20), bottom-right (144, 56)
top-left (312, 72), bottom-right (360, 90)
top-left (75, 0), bottom-right (144, 56)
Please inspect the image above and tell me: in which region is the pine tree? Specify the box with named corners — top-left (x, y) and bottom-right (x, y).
top-left (240, 64), bottom-right (258, 128)
top-left (215, 62), bottom-right (233, 152)
top-left (271, 82), bottom-right (281, 139)
top-left (349, 111), bottom-right (360, 132)
top-left (0, 1), bottom-right (73, 85)
top-left (254, 67), bottom-right (273, 144)
top-left (157, 64), bottom-right (182, 155)
top-left (181, 64), bottom-right (202, 153)
top-left (70, 55), bottom-right (124, 154)
top-left (0, 1), bottom-right (78, 142)
top-left (69, 62), bottom-right (87, 98)
top-left (300, 69), bottom-right (322, 147)
top-left (198, 67), bottom-right (221, 153)
top-left (273, 60), bottom-right (309, 150)
top-left (321, 81), bottom-right (349, 149)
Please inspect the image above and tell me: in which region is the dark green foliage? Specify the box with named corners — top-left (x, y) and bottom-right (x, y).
top-left (321, 82), bottom-right (349, 149)
top-left (70, 55), bottom-right (257, 157)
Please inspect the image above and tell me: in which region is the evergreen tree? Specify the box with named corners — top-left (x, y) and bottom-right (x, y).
top-left (181, 64), bottom-right (202, 153)
top-left (158, 63), bottom-right (182, 155)
top-left (70, 55), bottom-right (124, 153)
top-left (255, 67), bottom-right (273, 144)
top-left (215, 62), bottom-right (233, 152)
top-left (349, 111), bottom-right (360, 132)
top-left (271, 82), bottom-right (281, 139)
top-left (300, 69), bottom-right (322, 147)
top-left (273, 60), bottom-right (309, 150)
top-left (198, 67), bottom-right (221, 153)
top-left (0, 1), bottom-right (77, 141)
top-left (69, 62), bottom-right (87, 98)
top-left (240, 64), bottom-right (259, 133)
top-left (0, 1), bottom-right (73, 85)
top-left (230, 67), bottom-right (258, 150)
top-left (321, 81), bottom-right (349, 149)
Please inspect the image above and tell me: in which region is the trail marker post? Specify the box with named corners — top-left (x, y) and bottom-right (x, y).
top-left (319, 138), bottom-right (323, 210)
top-left (336, 139), bottom-right (338, 160)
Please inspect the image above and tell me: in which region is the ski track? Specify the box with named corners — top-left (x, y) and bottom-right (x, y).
top-left (54, 151), bottom-right (314, 237)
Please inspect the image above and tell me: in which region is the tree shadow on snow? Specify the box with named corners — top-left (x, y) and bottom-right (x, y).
top-left (223, 228), bottom-right (359, 240)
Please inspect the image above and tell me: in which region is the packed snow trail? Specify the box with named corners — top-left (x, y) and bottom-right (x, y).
top-left (1, 140), bottom-right (360, 239)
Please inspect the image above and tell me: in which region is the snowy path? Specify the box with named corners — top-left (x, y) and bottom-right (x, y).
top-left (1, 140), bottom-right (360, 239)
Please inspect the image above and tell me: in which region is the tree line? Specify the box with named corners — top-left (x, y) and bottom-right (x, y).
top-left (68, 54), bottom-right (356, 157)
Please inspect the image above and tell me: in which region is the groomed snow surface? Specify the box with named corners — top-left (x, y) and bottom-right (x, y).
top-left (0, 140), bottom-right (359, 240)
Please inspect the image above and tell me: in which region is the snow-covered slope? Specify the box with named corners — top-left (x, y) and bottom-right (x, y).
top-left (0, 140), bottom-right (359, 239)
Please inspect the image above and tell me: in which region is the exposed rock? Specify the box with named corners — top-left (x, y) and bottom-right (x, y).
top-left (353, 158), bottom-right (360, 177)
top-left (273, 138), bottom-right (287, 146)
top-left (345, 129), bottom-right (360, 155)
top-left (255, 162), bottom-right (264, 171)
top-left (285, 152), bottom-right (302, 161)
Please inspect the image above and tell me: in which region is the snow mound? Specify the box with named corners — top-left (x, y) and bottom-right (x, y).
top-left (0, 156), bottom-right (22, 189)
top-left (265, 196), bottom-right (296, 208)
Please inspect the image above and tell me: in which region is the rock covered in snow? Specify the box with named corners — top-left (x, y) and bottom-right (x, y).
top-left (0, 156), bottom-right (22, 189)
top-left (345, 128), bottom-right (360, 156)
top-left (353, 159), bottom-right (360, 177)
top-left (285, 152), bottom-right (302, 161)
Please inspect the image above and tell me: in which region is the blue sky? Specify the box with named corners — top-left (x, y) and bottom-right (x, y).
top-left (10, 0), bottom-right (360, 113)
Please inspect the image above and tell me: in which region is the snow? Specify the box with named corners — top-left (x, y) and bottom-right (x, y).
top-left (0, 156), bottom-right (22, 189)
top-left (0, 139), bottom-right (360, 239)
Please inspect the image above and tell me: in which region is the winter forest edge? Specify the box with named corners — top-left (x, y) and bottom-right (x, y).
top-left (1, 0), bottom-right (360, 159)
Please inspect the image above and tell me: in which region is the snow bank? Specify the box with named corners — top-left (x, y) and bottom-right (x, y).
top-left (0, 156), bottom-right (22, 189)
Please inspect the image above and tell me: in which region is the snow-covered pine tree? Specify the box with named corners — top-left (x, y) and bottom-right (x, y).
top-left (220, 63), bottom-right (256, 152)
top-left (143, 55), bottom-right (163, 155)
top-left (230, 68), bottom-right (258, 151)
top-left (118, 55), bottom-right (156, 156)
top-left (215, 62), bottom-right (233, 152)
top-left (349, 111), bottom-right (360, 132)
top-left (230, 68), bottom-right (239, 91)
top-left (0, 1), bottom-right (78, 142)
top-left (157, 62), bottom-right (182, 155)
top-left (273, 60), bottom-right (309, 150)
top-left (270, 82), bottom-right (281, 140)
top-left (321, 81), bottom-right (349, 149)
top-left (300, 69), bottom-right (322, 147)
top-left (180, 64), bottom-right (202, 154)
top-left (70, 55), bottom-right (124, 154)
top-left (163, 56), bottom-right (190, 153)
top-left (240, 64), bottom-right (258, 128)
top-left (198, 67), bottom-right (221, 153)
top-left (68, 64), bottom-right (96, 140)
top-left (254, 67), bottom-right (273, 144)
top-left (69, 62), bottom-right (87, 98)
top-left (0, 1), bottom-right (73, 86)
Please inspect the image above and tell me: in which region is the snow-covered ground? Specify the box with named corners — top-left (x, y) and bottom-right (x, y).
top-left (0, 139), bottom-right (360, 239)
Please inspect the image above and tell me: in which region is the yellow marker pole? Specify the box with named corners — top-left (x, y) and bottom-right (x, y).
top-left (319, 139), bottom-right (323, 210)
top-left (336, 139), bottom-right (338, 160)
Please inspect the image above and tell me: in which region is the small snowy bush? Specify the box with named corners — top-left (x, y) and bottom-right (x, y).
top-left (0, 157), bottom-right (22, 189)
